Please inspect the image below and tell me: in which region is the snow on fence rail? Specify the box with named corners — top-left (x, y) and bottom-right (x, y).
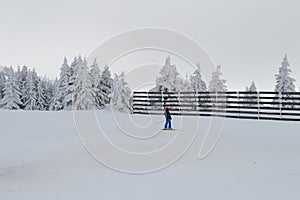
top-left (132, 91), bottom-right (300, 121)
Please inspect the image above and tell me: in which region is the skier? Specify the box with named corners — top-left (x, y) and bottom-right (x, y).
top-left (164, 107), bottom-right (172, 130)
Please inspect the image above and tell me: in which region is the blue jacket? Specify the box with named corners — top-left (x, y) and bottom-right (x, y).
top-left (165, 110), bottom-right (172, 120)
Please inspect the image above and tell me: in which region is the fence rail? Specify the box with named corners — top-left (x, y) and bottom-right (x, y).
top-left (132, 91), bottom-right (300, 121)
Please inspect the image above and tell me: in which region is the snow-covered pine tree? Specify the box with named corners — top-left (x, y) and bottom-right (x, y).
top-left (248, 81), bottom-right (257, 91)
top-left (55, 57), bottom-right (72, 110)
top-left (190, 63), bottom-right (208, 109)
top-left (243, 81), bottom-right (258, 106)
top-left (90, 59), bottom-right (106, 108)
top-left (100, 65), bottom-right (113, 104)
top-left (73, 57), bottom-right (95, 110)
top-left (180, 75), bottom-right (192, 92)
top-left (42, 77), bottom-right (54, 110)
top-left (49, 78), bottom-right (61, 110)
top-left (274, 55), bottom-right (296, 108)
top-left (0, 69), bottom-right (6, 100)
top-left (190, 63), bottom-right (207, 92)
top-left (0, 67), bottom-right (22, 109)
top-left (208, 64), bottom-right (227, 108)
top-left (111, 72), bottom-right (132, 113)
top-left (179, 75), bottom-right (193, 110)
top-left (208, 64), bottom-right (227, 92)
top-left (63, 56), bottom-right (82, 110)
top-left (154, 56), bottom-right (184, 93)
top-left (150, 57), bottom-right (184, 109)
top-left (14, 66), bottom-right (22, 99)
top-left (23, 69), bottom-right (38, 110)
top-left (19, 66), bottom-right (28, 108)
top-left (275, 55), bottom-right (296, 92)
top-left (36, 77), bottom-right (47, 110)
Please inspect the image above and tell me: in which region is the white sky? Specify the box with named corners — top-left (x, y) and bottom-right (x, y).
top-left (0, 0), bottom-right (299, 90)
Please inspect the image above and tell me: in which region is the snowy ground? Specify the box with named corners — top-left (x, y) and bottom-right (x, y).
top-left (0, 109), bottom-right (300, 200)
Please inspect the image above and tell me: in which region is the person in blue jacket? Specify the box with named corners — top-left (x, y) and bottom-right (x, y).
top-left (164, 107), bottom-right (172, 130)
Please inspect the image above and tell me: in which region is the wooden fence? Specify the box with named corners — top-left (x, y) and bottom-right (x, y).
top-left (132, 91), bottom-right (300, 121)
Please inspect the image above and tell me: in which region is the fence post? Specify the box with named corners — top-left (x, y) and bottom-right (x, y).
top-left (161, 90), bottom-right (163, 112)
top-left (179, 91), bottom-right (181, 115)
top-left (279, 92), bottom-right (282, 119)
top-left (132, 92), bottom-right (135, 114)
top-left (146, 91), bottom-right (149, 113)
top-left (237, 91), bottom-right (240, 118)
top-left (215, 91), bottom-right (218, 116)
top-left (196, 87), bottom-right (199, 112)
top-left (257, 91), bottom-right (260, 120)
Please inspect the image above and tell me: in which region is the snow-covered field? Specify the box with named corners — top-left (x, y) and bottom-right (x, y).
top-left (1, 109), bottom-right (300, 200)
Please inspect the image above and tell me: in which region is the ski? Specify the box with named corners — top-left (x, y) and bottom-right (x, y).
top-left (162, 128), bottom-right (178, 131)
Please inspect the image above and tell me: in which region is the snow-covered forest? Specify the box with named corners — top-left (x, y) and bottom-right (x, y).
top-left (0, 56), bottom-right (131, 112)
top-left (0, 54), bottom-right (298, 111)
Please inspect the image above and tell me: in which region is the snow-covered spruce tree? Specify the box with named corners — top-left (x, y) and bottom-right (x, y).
top-left (41, 77), bottom-right (54, 110)
top-left (179, 75), bottom-right (193, 110)
top-left (275, 55), bottom-right (296, 92)
top-left (36, 77), bottom-right (47, 110)
top-left (14, 66), bottom-right (22, 99)
top-left (100, 65), bottom-right (113, 104)
top-left (111, 72), bottom-right (132, 113)
top-left (208, 64), bottom-right (227, 92)
top-left (23, 69), bottom-right (39, 110)
top-left (190, 63), bottom-right (208, 109)
top-left (0, 69), bottom-right (6, 100)
top-left (190, 63), bottom-right (207, 92)
top-left (274, 55), bottom-right (296, 108)
top-left (18, 66), bottom-right (29, 108)
top-left (208, 64), bottom-right (227, 108)
top-left (64, 56), bottom-right (82, 110)
top-left (90, 59), bottom-right (107, 108)
top-left (51, 57), bottom-right (72, 110)
top-left (0, 67), bottom-right (7, 103)
top-left (153, 56), bottom-right (184, 93)
top-left (181, 74), bottom-right (192, 92)
top-left (49, 78), bottom-right (61, 110)
top-left (150, 56), bottom-right (184, 109)
top-left (73, 58), bottom-right (96, 110)
top-left (0, 67), bottom-right (22, 109)
top-left (248, 81), bottom-right (257, 91)
top-left (243, 81), bottom-right (258, 106)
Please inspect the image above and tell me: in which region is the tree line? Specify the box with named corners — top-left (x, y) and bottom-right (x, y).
top-left (149, 54), bottom-right (298, 108)
top-left (0, 54), bottom-right (298, 112)
top-left (0, 56), bottom-right (132, 112)
top-left (151, 55), bottom-right (298, 95)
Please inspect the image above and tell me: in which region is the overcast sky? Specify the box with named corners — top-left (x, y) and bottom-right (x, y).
top-left (0, 0), bottom-right (299, 90)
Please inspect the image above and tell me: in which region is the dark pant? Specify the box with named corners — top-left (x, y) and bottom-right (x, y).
top-left (165, 119), bottom-right (171, 129)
